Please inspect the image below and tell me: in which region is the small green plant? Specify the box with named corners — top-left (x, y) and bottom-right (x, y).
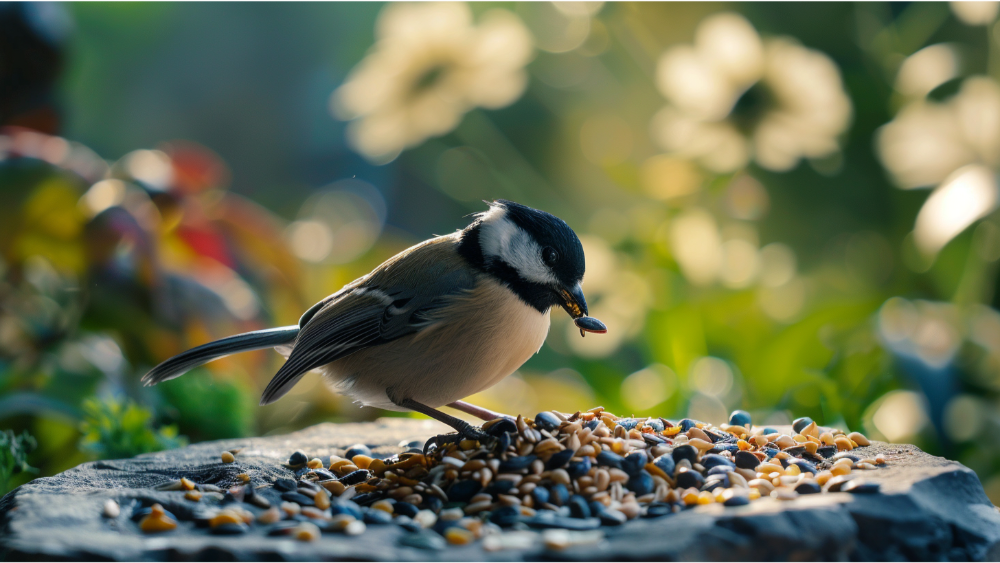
top-left (79, 396), bottom-right (186, 460)
top-left (0, 429), bottom-right (38, 495)
top-left (157, 370), bottom-right (255, 442)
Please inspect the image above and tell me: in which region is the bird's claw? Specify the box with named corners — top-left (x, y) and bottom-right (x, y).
top-left (423, 424), bottom-right (496, 455)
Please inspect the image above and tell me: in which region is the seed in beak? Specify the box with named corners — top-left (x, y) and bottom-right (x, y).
top-left (574, 316), bottom-right (607, 337)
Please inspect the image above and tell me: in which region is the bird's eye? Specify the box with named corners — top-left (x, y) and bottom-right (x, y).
top-left (542, 247), bottom-right (558, 266)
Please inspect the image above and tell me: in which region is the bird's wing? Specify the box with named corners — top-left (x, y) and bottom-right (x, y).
top-left (259, 234), bottom-right (478, 405)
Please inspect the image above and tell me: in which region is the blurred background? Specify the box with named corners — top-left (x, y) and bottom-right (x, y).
top-left (1, 1), bottom-right (999, 504)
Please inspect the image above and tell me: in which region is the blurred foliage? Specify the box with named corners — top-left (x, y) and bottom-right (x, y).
top-left (78, 396), bottom-right (185, 460)
top-left (0, 1), bottom-right (999, 507)
top-left (0, 429), bottom-right (37, 495)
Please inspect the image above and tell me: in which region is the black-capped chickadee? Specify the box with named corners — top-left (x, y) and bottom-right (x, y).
top-left (143, 200), bottom-right (606, 444)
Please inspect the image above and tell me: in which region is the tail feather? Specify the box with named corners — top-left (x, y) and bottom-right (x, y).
top-left (141, 326), bottom-right (300, 386)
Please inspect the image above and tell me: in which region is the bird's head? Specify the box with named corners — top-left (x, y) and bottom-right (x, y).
top-left (459, 200), bottom-right (589, 319)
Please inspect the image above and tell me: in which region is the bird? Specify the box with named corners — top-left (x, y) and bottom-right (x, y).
top-left (142, 200), bottom-right (606, 446)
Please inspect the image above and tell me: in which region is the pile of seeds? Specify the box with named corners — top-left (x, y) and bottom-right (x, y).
top-left (130, 408), bottom-right (887, 550)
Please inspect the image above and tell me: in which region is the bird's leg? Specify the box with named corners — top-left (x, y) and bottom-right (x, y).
top-left (386, 388), bottom-right (494, 453)
top-left (446, 400), bottom-right (514, 422)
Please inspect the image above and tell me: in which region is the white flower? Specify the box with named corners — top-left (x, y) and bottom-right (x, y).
top-left (331, 3), bottom-right (533, 164)
top-left (651, 13), bottom-right (852, 173)
top-left (877, 76), bottom-right (1000, 257)
top-left (950, 1), bottom-right (1000, 26)
top-left (877, 76), bottom-right (1000, 189)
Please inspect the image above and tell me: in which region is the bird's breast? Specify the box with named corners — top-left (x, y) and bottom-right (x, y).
top-left (325, 277), bottom-right (551, 409)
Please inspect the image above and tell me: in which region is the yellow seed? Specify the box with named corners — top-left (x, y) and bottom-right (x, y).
top-left (804, 441), bottom-right (819, 455)
top-left (446, 527), bottom-right (475, 545)
top-left (281, 502), bottom-right (301, 517)
top-left (307, 458), bottom-right (323, 469)
top-left (875, 454), bottom-right (886, 465)
top-left (295, 522), bottom-right (321, 541)
top-left (737, 439), bottom-right (751, 451)
top-left (372, 500), bottom-right (394, 513)
top-left (683, 491), bottom-right (700, 506)
top-left (662, 426), bottom-right (681, 437)
top-left (184, 491), bottom-right (202, 502)
top-left (848, 432), bottom-right (870, 446)
top-left (714, 490), bottom-right (727, 503)
top-left (258, 507), bottom-right (281, 524)
top-left (835, 436), bottom-right (853, 451)
top-left (756, 463), bottom-right (783, 475)
top-left (785, 464), bottom-right (801, 476)
top-left (802, 421), bottom-right (820, 438)
top-left (314, 487), bottom-right (330, 510)
top-left (351, 455), bottom-right (373, 469)
top-left (139, 504), bottom-right (177, 533)
top-left (820, 432), bottom-right (835, 445)
top-left (210, 511), bottom-right (243, 527)
top-left (322, 480), bottom-right (347, 496)
top-left (748, 488), bottom-right (761, 500)
top-left (221, 451), bottom-right (235, 464)
top-left (697, 491), bottom-right (715, 504)
top-left (459, 439), bottom-right (478, 450)
top-left (752, 435), bottom-right (769, 447)
top-left (330, 460), bottom-right (353, 473)
top-left (237, 473), bottom-right (250, 483)
top-left (335, 464), bottom-right (359, 476)
top-left (831, 464), bottom-right (851, 476)
top-left (815, 470), bottom-right (833, 486)
top-left (180, 477), bottom-right (196, 490)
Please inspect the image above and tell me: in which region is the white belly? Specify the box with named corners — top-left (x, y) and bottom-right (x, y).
top-left (317, 278), bottom-right (551, 410)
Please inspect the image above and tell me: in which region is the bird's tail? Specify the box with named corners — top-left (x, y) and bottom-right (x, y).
top-left (141, 326), bottom-right (300, 386)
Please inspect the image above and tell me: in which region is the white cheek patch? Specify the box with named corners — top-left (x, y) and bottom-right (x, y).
top-left (479, 208), bottom-right (558, 285)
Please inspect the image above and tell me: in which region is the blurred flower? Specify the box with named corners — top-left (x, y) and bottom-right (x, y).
top-left (877, 76), bottom-right (1000, 256)
top-left (869, 390), bottom-right (929, 442)
top-left (950, 1), bottom-right (999, 25)
top-left (894, 43), bottom-right (961, 99)
top-left (332, 3), bottom-right (533, 163)
top-left (878, 76), bottom-right (1000, 190)
top-left (651, 13), bottom-right (852, 173)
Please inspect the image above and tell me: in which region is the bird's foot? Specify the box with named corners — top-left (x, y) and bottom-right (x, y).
top-left (423, 422), bottom-right (496, 455)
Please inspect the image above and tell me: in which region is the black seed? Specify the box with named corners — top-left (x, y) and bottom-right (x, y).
top-left (288, 451), bottom-right (308, 466)
top-left (817, 446), bottom-right (838, 458)
top-left (568, 495), bottom-right (591, 519)
top-left (331, 500), bottom-right (363, 519)
top-left (762, 427), bottom-right (778, 434)
top-left (823, 476), bottom-right (853, 493)
top-left (790, 460), bottom-right (818, 475)
top-left (344, 444), bottom-right (372, 459)
top-left (704, 430), bottom-right (727, 443)
top-left (396, 516), bottom-right (422, 532)
top-left (599, 509), bottom-right (627, 526)
top-left (707, 466), bottom-right (730, 477)
top-left (394, 502), bottom-right (419, 518)
top-left (642, 433), bottom-right (667, 446)
top-left (273, 479), bottom-right (296, 492)
top-left (672, 445), bottom-right (698, 464)
top-left (792, 417), bottom-right (813, 434)
top-left (499, 455), bottom-right (537, 472)
top-left (832, 452), bottom-right (860, 463)
top-left (795, 481), bottom-right (822, 495)
top-left (545, 449), bottom-right (574, 470)
top-left (627, 470), bottom-right (655, 496)
top-left (340, 469), bottom-right (371, 486)
top-left (596, 451), bottom-right (624, 469)
top-left (729, 410), bottom-right (752, 427)
top-left (550, 483), bottom-right (569, 506)
top-left (364, 509), bottom-right (393, 525)
top-left (708, 443), bottom-right (740, 455)
top-left (422, 496), bottom-right (443, 513)
top-left (489, 506), bottom-right (521, 528)
top-left (447, 480), bottom-right (482, 503)
top-left (210, 523), bottom-right (248, 535)
top-left (584, 419), bottom-right (600, 431)
top-left (653, 455), bottom-right (675, 478)
top-left (568, 457), bottom-right (592, 479)
top-left (280, 492), bottom-right (314, 506)
top-left (574, 316), bottom-right (607, 334)
top-left (644, 503), bottom-right (673, 518)
top-left (485, 418), bottom-right (517, 436)
top-left (351, 493), bottom-right (381, 507)
top-left (843, 481), bottom-right (880, 494)
top-left (676, 469), bottom-right (705, 489)
top-left (723, 495), bottom-right (750, 506)
top-left (485, 480), bottom-right (516, 496)
top-left (497, 432), bottom-right (511, 452)
top-left (701, 475), bottom-right (729, 492)
top-left (735, 451), bottom-right (761, 470)
top-left (679, 419), bottom-right (699, 432)
top-left (532, 485), bottom-right (550, 505)
top-left (783, 446), bottom-right (807, 457)
top-left (700, 454), bottom-right (735, 470)
top-left (534, 412), bottom-right (561, 431)
top-left (622, 451), bottom-right (648, 476)
top-left (588, 500), bottom-right (606, 516)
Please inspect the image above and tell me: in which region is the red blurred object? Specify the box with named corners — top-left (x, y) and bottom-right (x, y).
top-left (161, 141), bottom-right (231, 196)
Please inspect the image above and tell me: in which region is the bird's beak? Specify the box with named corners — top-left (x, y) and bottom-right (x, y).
top-left (558, 283), bottom-right (589, 319)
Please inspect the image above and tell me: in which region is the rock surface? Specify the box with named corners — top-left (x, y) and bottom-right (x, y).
top-left (2, 418), bottom-right (999, 561)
